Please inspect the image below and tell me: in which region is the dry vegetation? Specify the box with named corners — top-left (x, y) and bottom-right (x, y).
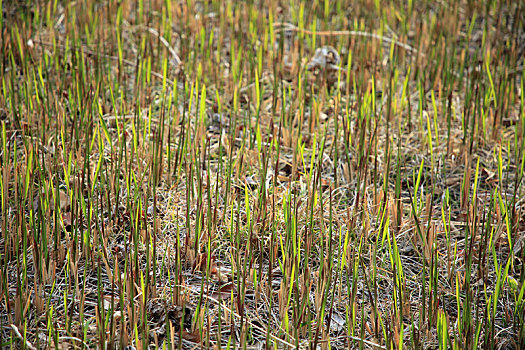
top-left (1, 0), bottom-right (524, 349)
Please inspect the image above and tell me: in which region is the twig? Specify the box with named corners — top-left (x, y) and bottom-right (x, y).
top-left (141, 26), bottom-right (182, 67)
top-left (9, 324), bottom-right (37, 350)
top-left (58, 336), bottom-right (91, 350)
top-left (274, 22), bottom-right (423, 57)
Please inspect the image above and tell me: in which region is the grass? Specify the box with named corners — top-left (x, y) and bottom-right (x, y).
top-left (1, 0), bottom-right (524, 349)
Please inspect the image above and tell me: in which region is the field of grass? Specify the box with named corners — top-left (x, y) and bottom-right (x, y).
top-left (1, 0), bottom-right (524, 349)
